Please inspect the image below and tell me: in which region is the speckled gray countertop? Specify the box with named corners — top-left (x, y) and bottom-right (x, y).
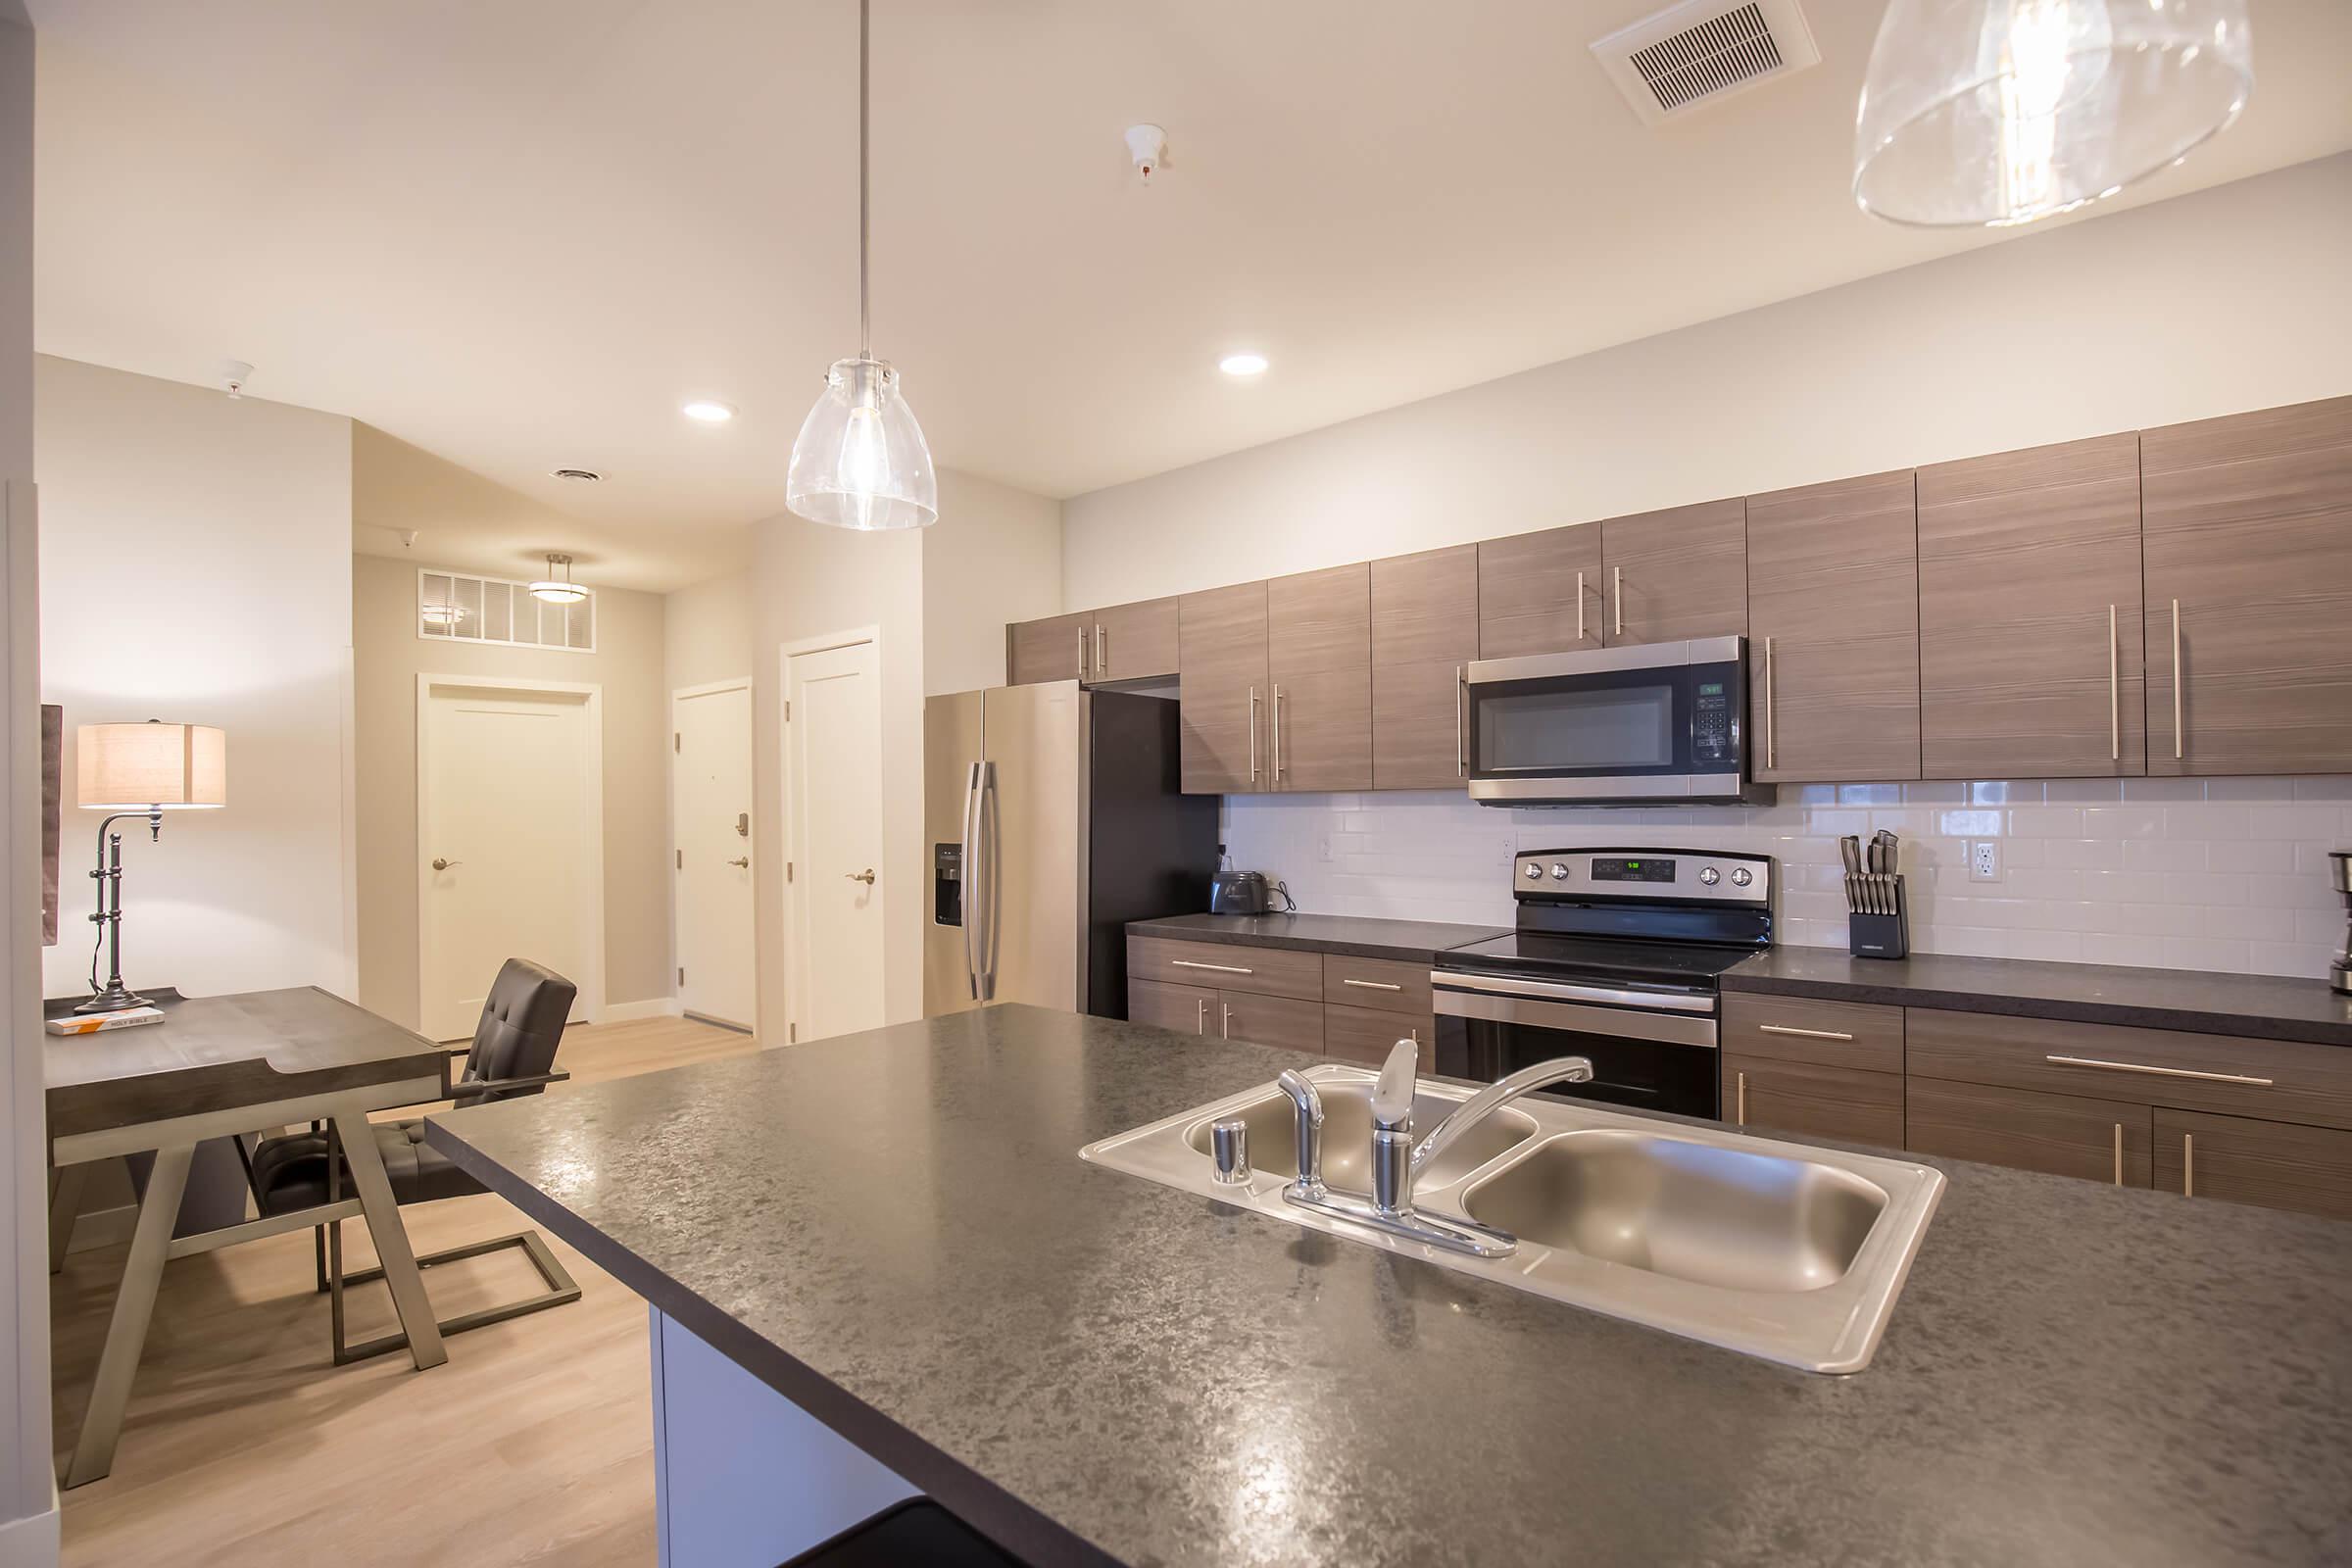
top-left (428, 1005), bottom-right (2352, 1568)
top-left (1730, 945), bottom-right (2352, 1048)
top-left (1127, 910), bottom-right (1506, 960)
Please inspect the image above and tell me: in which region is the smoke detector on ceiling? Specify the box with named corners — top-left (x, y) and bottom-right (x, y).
top-left (1124, 123), bottom-right (1167, 184)
top-left (218, 359), bottom-right (254, 399)
top-left (1591, 0), bottom-right (1820, 127)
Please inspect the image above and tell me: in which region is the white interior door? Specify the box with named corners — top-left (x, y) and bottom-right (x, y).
top-left (420, 680), bottom-right (600, 1041)
top-left (783, 638), bottom-right (884, 1044)
top-left (672, 680), bottom-right (755, 1030)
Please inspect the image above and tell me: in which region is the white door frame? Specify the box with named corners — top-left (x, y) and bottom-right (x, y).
top-left (416, 672), bottom-right (607, 1028)
top-left (779, 627), bottom-right (882, 1048)
top-left (670, 674), bottom-right (754, 1029)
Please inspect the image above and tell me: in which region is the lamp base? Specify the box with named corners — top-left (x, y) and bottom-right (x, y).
top-left (75, 981), bottom-right (152, 1015)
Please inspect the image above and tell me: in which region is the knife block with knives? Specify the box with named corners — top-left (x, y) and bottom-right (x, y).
top-left (1842, 830), bottom-right (1909, 960)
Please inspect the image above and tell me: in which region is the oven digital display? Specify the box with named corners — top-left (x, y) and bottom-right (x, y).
top-left (1592, 858), bottom-right (1676, 883)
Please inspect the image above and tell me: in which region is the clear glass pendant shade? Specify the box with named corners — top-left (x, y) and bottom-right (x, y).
top-left (1854, 0), bottom-right (2252, 228)
top-left (786, 357), bottom-right (939, 531)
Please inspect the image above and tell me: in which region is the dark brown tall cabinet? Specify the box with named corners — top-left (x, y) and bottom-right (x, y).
top-left (2141, 396), bottom-right (2352, 776)
top-left (1370, 545), bottom-right (1477, 789)
top-left (1917, 433), bottom-right (2146, 778)
top-left (1177, 581), bottom-right (1269, 794)
top-left (1745, 470), bottom-right (1923, 783)
top-left (1267, 564), bottom-right (1373, 793)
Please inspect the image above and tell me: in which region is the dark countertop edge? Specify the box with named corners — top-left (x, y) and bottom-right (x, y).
top-left (1723, 959), bottom-right (2352, 1049)
top-left (1124, 913), bottom-right (1505, 962)
top-left (423, 1118), bottom-right (1120, 1568)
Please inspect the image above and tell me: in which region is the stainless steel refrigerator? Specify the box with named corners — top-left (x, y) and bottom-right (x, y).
top-left (924, 682), bottom-right (1217, 1018)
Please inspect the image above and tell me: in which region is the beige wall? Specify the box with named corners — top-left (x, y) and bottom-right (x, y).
top-left (922, 468), bottom-right (1061, 695)
top-left (352, 552), bottom-right (673, 1029)
top-left (664, 571), bottom-right (753, 694)
top-left (36, 357), bottom-right (357, 1004)
top-left (1063, 154), bottom-right (2352, 607)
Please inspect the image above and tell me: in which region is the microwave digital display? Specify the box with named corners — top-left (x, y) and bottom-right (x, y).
top-left (1592, 858), bottom-right (1676, 884)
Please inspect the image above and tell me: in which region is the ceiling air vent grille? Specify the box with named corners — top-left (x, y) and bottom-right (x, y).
top-left (1592, 0), bottom-right (1820, 126)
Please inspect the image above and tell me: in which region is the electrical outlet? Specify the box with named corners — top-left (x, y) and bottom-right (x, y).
top-left (1318, 835), bottom-right (1336, 862)
top-left (1969, 840), bottom-right (2002, 882)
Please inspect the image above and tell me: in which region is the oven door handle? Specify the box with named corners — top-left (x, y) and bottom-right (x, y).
top-left (1432, 983), bottom-right (1719, 1050)
top-left (1430, 969), bottom-right (1718, 1014)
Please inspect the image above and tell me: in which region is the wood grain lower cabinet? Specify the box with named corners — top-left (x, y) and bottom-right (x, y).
top-left (1267, 564), bottom-right (1372, 792)
top-left (1720, 994), bottom-right (1903, 1074)
top-left (1178, 581), bottom-right (1269, 794)
top-left (2153, 1107), bottom-right (2352, 1220)
top-left (2142, 396), bottom-right (2352, 776)
top-left (1126, 935), bottom-right (1322, 1001)
top-left (1479, 522), bottom-right (1602, 659)
top-left (1600, 498), bottom-right (1747, 646)
top-left (1745, 470), bottom-right (1922, 782)
top-left (1090, 597), bottom-right (1179, 684)
top-left (1907, 1077), bottom-right (2151, 1188)
top-left (1214, 992), bottom-right (1324, 1054)
top-left (1370, 545), bottom-right (1476, 789)
top-left (1917, 432), bottom-right (2146, 778)
top-left (1323, 1004), bottom-right (1433, 1072)
top-left (1724, 1054), bottom-right (1903, 1149)
top-left (1007, 612), bottom-right (1088, 686)
top-left (1126, 976), bottom-right (1217, 1039)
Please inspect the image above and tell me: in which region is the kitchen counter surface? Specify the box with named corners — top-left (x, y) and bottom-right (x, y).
top-left (1729, 945), bottom-right (2352, 1048)
top-left (428, 1004), bottom-right (2352, 1568)
top-left (1125, 910), bottom-right (1506, 961)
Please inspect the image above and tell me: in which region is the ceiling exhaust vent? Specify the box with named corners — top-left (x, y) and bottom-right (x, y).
top-left (1592, 0), bottom-right (1820, 126)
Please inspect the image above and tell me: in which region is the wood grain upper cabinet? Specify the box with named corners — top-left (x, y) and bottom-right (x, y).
top-left (1088, 597), bottom-right (1179, 685)
top-left (1746, 470), bottom-right (1923, 782)
top-left (2141, 396), bottom-right (2352, 776)
top-left (1369, 545), bottom-right (1477, 790)
top-left (1599, 498), bottom-right (1747, 646)
top-left (1478, 523), bottom-right (1602, 659)
top-left (1177, 581), bottom-right (1269, 794)
top-left (1006, 612), bottom-right (1088, 686)
top-left (1918, 433), bottom-right (2146, 778)
top-left (1267, 564), bottom-right (1373, 792)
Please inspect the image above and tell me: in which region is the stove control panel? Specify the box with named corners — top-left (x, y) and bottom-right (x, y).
top-left (1512, 848), bottom-right (1772, 906)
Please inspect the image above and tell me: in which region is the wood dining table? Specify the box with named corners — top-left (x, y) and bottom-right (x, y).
top-left (44, 986), bottom-right (454, 1488)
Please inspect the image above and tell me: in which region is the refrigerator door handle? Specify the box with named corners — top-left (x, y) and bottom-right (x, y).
top-left (977, 763), bottom-right (1003, 999)
top-left (961, 761), bottom-right (987, 1000)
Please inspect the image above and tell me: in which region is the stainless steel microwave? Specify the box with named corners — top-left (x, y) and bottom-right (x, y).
top-left (1462, 636), bottom-right (1769, 807)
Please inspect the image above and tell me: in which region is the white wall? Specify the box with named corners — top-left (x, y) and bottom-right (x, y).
top-left (1064, 155), bottom-right (2352, 607)
top-left (34, 357), bottom-right (356, 1004)
top-left (921, 469), bottom-right (1060, 695)
top-left (664, 572), bottom-right (754, 695)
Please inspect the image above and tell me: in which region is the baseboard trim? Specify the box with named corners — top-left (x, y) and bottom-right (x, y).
top-left (68, 1200), bottom-right (136, 1255)
top-left (597, 997), bottom-right (685, 1025)
top-left (0, 1493), bottom-right (61, 1568)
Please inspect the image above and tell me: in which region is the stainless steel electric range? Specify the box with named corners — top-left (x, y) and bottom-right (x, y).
top-left (1432, 847), bottom-right (1774, 1121)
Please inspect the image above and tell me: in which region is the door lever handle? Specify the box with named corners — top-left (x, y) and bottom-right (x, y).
top-left (846, 868), bottom-right (876, 885)
top-left (431, 858), bottom-right (461, 871)
top-left (727, 857), bottom-right (750, 868)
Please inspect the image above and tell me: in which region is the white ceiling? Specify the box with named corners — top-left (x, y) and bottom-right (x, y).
top-left (28, 1), bottom-right (2352, 592)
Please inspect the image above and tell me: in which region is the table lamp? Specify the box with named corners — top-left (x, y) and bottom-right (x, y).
top-left (75, 720), bottom-right (226, 1013)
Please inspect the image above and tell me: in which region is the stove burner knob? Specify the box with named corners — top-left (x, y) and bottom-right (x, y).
top-left (1549, 862), bottom-right (1572, 881)
top-left (1697, 866), bottom-right (1721, 887)
top-left (1523, 861), bottom-right (1543, 881)
top-left (1730, 866), bottom-right (1753, 888)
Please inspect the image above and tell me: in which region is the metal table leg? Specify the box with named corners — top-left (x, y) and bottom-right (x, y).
top-left (64, 1142), bottom-right (192, 1488)
top-left (330, 1110), bottom-right (448, 1371)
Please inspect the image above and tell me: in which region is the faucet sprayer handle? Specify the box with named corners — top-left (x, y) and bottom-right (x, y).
top-left (1372, 1039), bottom-right (1419, 1134)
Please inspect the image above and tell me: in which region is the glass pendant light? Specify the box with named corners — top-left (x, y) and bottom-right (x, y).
top-left (1853, 0), bottom-right (2253, 228)
top-left (786, 0), bottom-right (938, 531)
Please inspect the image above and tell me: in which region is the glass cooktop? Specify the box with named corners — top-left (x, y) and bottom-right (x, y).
top-left (1437, 931), bottom-right (1759, 990)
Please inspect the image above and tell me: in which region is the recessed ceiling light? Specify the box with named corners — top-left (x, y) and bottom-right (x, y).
top-left (551, 467), bottom-right (603, 483)
top-left (1219, 353), bottom-right (1269, 377)
top-left (682, 400), bottom-right (737, 423)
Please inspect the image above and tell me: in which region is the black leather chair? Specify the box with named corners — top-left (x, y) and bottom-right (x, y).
top-left (251, 958), bottom-right (582, 1363)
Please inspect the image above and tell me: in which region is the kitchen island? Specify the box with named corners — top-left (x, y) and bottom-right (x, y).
top-left (426, 1004), bottom-right (2352, 1567)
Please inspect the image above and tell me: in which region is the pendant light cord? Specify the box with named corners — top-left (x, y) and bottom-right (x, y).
top-left (858, 0), bottom-right (871, 361)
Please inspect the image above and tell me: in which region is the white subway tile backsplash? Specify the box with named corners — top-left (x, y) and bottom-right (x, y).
top-left (1220, 775), bottom-right (2350, 983)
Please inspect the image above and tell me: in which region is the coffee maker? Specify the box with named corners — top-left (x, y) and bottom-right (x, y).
top-left (2332, 851), bottom-right (2352, 996)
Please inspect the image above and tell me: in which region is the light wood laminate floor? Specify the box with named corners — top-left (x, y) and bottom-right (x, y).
top-left (51, 1013), bottom-right (760, 1568)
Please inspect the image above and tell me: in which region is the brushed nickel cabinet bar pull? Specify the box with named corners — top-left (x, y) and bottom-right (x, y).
top-left (1576, 569), bottom-right (1586, 644)
top-left (2183, 1132), bottom-right (2194, 1198)
top-left (1763, 636), bottom-right (1776, 771)
top-left (2045, 1054), bottom-right (2273, 1087)
top-left (1343, 978), bottom-right (1404, 992)
top-left (1196, 998), bottom-right (1206, 1036)
top-left (2171, 598), bottom-right (2182, 760)
top-left (1172, 959), bottom-right (1254, 975)
top-left (2112, 1123), bottom-right (2123, 1187)
top-left (1612, 565), bottom-right (1623, 639)
top-left (2117, 606), bottom-right (2135, 761)
top-left (1221, 1003), bottom-right (1232, 1041)
top-left (1759, 1023), bottom-right (1855, 1043)
top-left (1454, 664), bottom-right (1466, 779)
top-left (1272, 684), bottom-right (1285, 785)
top-left (1096, 623), bottom-right (1105, 678)
top-left (1736, 1071), bottom-right (1746, 1127)
top-left (1077, 624), bottom-right (1088, 680)
top-left (1248, 686), bottom-right (1259, 783)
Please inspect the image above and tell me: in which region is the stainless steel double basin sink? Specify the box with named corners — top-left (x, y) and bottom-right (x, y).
top-left (1081, 1064), bottom-right (1944, 1373)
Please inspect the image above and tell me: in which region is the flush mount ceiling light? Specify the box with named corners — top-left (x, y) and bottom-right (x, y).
top-left (784, 0), bottom-right (939, 532)
top-left (682, 399), bottom-right (737, 423)
top-left (1854, 0), bottom-right (2253, 228)
top-left (528, 554), bottom-right (589, 605)
top-left (1218, 353), bottom-right (1270, 378)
